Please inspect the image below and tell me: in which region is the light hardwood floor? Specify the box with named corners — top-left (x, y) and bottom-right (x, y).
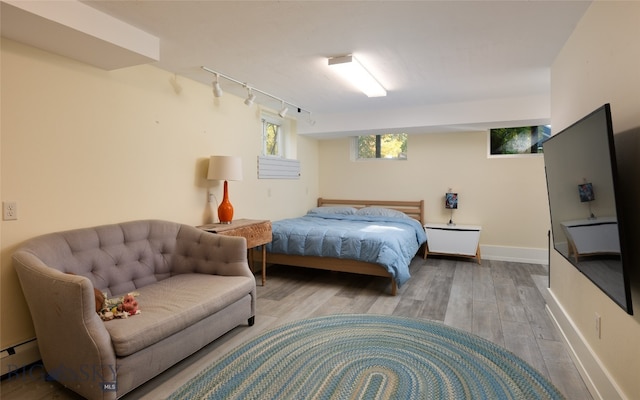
top-left (1, 256), bottom-right (592, 400)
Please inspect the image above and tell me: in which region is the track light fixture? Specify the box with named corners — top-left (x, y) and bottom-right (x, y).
top-left (201, 66), bottom-right (313, 124)
top-left (307, 112), bottom-right (316, 126)
top-left (244, 88), bottom-right (256, 106)
top-left (212, 73), bottom-right (223, 97)
top-left (169, 73), bottom-right (182, 94)
top-left (278, 102), bottom-right (288, 118)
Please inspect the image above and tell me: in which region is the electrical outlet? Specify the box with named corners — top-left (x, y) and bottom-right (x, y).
top-left (3, 201), bottom-right (17, 221)
top-left (595, 313), bottom-right (601, 339)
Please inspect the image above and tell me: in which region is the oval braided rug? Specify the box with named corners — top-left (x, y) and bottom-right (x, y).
top-left (168, 314), bottom-right (564, 400)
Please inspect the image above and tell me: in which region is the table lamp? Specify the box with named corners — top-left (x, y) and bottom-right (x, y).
top-left (208, 156), bottom-right (243, 224)
top-left (578, 181), bottom-right (596, 219)
top-left (445, 190), bottom-right (458, 226)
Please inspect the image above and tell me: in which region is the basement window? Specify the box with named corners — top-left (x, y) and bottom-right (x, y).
top-left (258, 111), bottom-right (299, 179)
top-left (262, 114), bottom-right (283, 157)
top-left (353, 133), bottom-right (408, 160)
top-left (488, 125), bottom-right (551, 157)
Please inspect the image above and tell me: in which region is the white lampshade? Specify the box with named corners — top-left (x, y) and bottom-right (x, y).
top-left (207, 156), bottom-right (243, 181)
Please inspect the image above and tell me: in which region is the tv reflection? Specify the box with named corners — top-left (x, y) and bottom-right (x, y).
top-left (555, 183), bottom-right (624, 306)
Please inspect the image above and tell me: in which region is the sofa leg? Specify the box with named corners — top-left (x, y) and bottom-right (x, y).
top-left (248, 316), bottom-right (255, 326)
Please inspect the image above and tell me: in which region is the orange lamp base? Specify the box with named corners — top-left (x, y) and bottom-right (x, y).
top-left (218, 180), bottom-right (234, 224)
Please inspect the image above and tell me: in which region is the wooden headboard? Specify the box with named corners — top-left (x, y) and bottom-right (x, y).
top-left (317, 198), bottom-right (425, 224)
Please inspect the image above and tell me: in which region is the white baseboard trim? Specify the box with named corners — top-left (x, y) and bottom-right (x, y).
top-left (480, 244), bottom-right (548, 265)
top-left (545, 290), bottom-right (626, 400)
top-left (1, 339), bottom-right (41, 377)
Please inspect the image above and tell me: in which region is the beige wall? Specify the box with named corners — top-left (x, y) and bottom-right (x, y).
top-left (318, 130), bottom-right (550, 251)
top-left (550, 1), bottom-right (640, 399)
top-left (0, 38), bottom-right (319, 348)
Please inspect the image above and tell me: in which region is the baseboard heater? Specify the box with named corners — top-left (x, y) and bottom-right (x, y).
top-left (1, 339), bottom-right (40, 377)
top-left (257, 156), bottom-right (300, 179)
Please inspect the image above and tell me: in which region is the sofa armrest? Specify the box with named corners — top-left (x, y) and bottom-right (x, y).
top-left (13, 251), bottom-right (118, 400)
top-left (171, 225), bottom-right (255, 279)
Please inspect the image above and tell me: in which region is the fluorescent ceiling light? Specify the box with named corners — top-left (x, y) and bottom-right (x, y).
top-left (328, 55), bottom-right (386, 97)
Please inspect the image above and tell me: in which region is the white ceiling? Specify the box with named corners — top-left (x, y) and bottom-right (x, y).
top-left (4, 1), bottom-right (592, 138)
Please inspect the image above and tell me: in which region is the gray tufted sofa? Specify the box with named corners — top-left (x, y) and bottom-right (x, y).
top-left (13, 220), bottom-right (256, 400)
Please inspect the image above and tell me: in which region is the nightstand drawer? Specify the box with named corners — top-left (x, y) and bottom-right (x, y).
top-left (426, 228), bottom-right (479, 255)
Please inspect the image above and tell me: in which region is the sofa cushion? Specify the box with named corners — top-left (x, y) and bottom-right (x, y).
top-left (103, 273), bottom-right (254, 357)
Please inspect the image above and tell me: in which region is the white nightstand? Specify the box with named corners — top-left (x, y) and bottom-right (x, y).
top-left (424, 223), bottom-right (482, 264)
top-left (560, 217), bottom-right (619, 262)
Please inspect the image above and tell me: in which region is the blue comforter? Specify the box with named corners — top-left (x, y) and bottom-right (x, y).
top-left (267, 214), bottom-right (427, 286)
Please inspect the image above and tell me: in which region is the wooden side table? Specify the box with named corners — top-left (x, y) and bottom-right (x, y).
top-left (424, 223), bottom-right (482, 264)
top-left (198, 219), bottom-right (272, 285)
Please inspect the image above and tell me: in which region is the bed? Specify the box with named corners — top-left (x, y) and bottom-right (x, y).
top-left (262, 198), bottom-right (427, 295)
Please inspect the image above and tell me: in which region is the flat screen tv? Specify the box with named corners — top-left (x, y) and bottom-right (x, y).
top-left (543, 104), bottom-right (633, 314)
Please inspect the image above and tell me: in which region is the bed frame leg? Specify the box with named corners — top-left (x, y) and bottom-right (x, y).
top-left (390, 279), bottom-right (397, 296)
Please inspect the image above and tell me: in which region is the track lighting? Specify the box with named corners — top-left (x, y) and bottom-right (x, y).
top-left (201, 66), bottom-right (314, 124)
top-left (212, 73), bottom-right (223, 97)
top-left (307, 113), bottom-right (316, 126)
top-left (244, 88), bottom-right (256, 106)
top-left (169, 73), bottom-right (182, 94)
top-left (278, 102), bottom-right (288, 118)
